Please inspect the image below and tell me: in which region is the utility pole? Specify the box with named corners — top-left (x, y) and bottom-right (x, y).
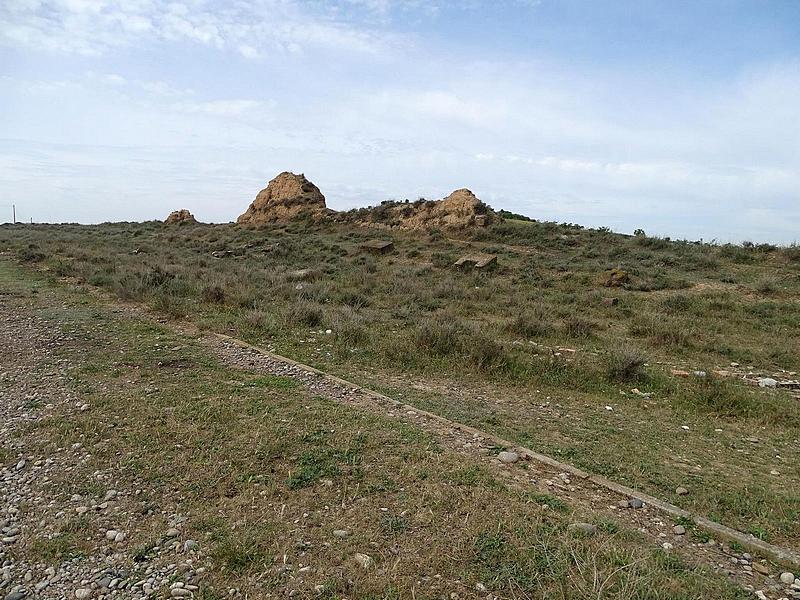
top-left (12, 204), bottom-right (15, 224)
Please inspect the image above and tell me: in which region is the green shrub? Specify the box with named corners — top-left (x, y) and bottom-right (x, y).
top-left (605, 345), bottom-right (647, 382)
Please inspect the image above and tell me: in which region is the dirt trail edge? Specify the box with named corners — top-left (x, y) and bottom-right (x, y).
top-left (209, 332), bottom-right (800, 570)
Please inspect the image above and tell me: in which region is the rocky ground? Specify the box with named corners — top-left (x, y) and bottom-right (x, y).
top-left (0, 300), bottom-right (208, 599)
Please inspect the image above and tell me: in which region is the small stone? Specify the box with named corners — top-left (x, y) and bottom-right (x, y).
top-left (165, 528), bottom-right (180, 538)
top-left (75, 506), bottom-right (89, 515)
top-left (171, 590), bottom-right (192, 598)
top-left (628, 498), bottom-right (644, 509)
top-left (781, 572), bottom-right (796, 585)
top-left (106, 530), bottom-right (118, 541)
top-left (354, 553), bottom-right (373, 569)
top-left (332, 530), bottom-right (349, 539)
top-left (675, 487), bottom-right (689, 496)
top-left (183, 539), bottom-right (199, 552)
top-left (475, 583), bottom-right (487, 592)
top-left (673, 525), bottom-right (686, 535)
top-left (662, 542), bottom-right (673, 551)
top-left (758, 378), bottom-right (778, 388)
top-left (75, 589), bottom-right (92, 600)
top-left (5, 592), bottom-right (27, 600)
top-left (498, 451), bottom-right (519, 464)
top-left (567, 522), bottom-right (597, 536)
top-left (753, 563), bottom-right (770, 575)
top-left (15, 459), bottom-right (25, 471)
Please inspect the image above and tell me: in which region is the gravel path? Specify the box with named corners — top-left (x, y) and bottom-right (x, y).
top-left (0, 295), bottom-right (206, 600)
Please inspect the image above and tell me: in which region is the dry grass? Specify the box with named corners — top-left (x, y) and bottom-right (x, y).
top-left (3, 259), bottom-right (751, 599)
top-left (2, 219), bottom-right (800, 546)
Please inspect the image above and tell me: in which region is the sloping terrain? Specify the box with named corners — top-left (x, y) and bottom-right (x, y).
top-left (1, 217), bottom-right (800, 598)
top-left (0, 259), bottom-right (772, 599)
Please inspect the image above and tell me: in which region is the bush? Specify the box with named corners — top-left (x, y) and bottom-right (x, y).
top-left (467, 335), bottom-right (508, 371)
top-left (414, 317), bottom-right (464, 356)
top-left (563, 316), bottom-right (597, 338)
top-left (201, 285), bottom-right (226, 304)
top-left (505, 308), bottom-right (553, 339)
top-left (605, 345), bottom-right (647, 382)
top-left (285, 301), bottom-right (323, 328)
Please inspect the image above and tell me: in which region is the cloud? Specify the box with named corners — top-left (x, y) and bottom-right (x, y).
top-left (171, 99), bottom-right (267, 117)
top-left (0, 0), bottom-right (393, 57)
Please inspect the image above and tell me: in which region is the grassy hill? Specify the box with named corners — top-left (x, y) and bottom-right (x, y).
top-left (2, 217), bottom-right (799, 550)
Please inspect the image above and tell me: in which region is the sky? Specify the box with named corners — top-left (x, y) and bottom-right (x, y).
top-left (1, 1), bottom-right (799, 243)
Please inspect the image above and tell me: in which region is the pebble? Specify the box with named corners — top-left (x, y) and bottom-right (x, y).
top-left (5, 593), bottom-right (27, 600)
top-left (758, 378), bottom-right (778, 388)
top-left (675, 487), bottom-right (689, 496)
top-left (672, 525), bottom-right (686, 535)
top-left (332, 530), bottom-right (349, 539)
top-left (498, 451), bottom-right (519, 464)
top-left (75, 589), bottom-right (92, 599)
top-left (781, 572), bottom-right (796, 585)
top-left (354, 553), bottom-right (373, 569)
top-left (628, 498), bottom-right (644, 509)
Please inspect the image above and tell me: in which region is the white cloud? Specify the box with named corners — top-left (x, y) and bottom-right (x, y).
top-left (0, 0), bottom-right (393, 56)
top-left (171, 99), bottom-right (266, 117)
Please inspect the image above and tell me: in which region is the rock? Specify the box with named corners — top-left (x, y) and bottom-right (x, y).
top-left (359, 240), bottom-right (394, 255)
top-left (567, 522), bottom-right (597, 536)
top-left (454, 254), bottom-right (497, 270)
top-left (675, 487), bottom-right (689, 496)
top-left (171, 589), bottom-right (192, 598)
top-left (475, 583), bottom-right (487, 592)
top-left (354, 553), bottom-right (373, 569)
top-left (5, 592), bottom-right (27, 600)
top-left (671, 369), bottom-right (691, 377)
top-left (165, 528), bottom-right (180, 538)
top-left (75, 589), bottom-right (92, 599)
top-left (628, 498), bottom-right (644, 509)
top-left (238, 172), bottom-right (328, 225)
top-left (781, 572), bottom-right (796, 585)
top-left (164, 209), bottom-right (197, 225)
top-left (498, 451), bottom-right (519, 464)
top-left (759, 377), bottom-right (778, 388)
top-left (672, 525), bottom-right (686, 535)
top-left (600, 267), bottom-right (629, 288)
top-left (15, 459), bottom-right (25, 471)
top-left (105, 529), bottom-right (118, 541)
top-left (332, 530), bottom-right (349, 539)
top-left (183, 539), bottom-right (199, 552)
top-left (753, 563), bottom-right (771, 575)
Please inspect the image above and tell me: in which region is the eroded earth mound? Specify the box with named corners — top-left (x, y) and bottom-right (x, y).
top-left (164, 209), bottom-right (197, 224)
top-left (343, 188), bottom-right (499, 231)
top-left (238, 172), bottom-right (328, 225)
